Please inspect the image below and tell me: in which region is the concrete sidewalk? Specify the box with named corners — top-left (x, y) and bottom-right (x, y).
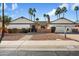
top-left (0, 40), bottom-right (79, 51)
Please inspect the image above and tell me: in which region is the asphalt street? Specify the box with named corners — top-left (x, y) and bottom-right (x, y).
top-left (0, 50), bottom-right (79, 56)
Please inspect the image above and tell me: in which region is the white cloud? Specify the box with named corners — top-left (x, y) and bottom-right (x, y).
top-left (11, 14), bottom-right (15, 18)
top-left (0, 3), bottom-right (7, 10)
top-left (12, 3), bottom-right (18, 10)
top-left (59, 3), bottom-right (69, 9)
top-left (72, 3), bottom-right (79, 10)
top-left (47, 9), bottom-right (56, 16)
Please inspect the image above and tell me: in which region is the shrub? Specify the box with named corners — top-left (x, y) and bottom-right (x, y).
top-left (8, 29), bottom-right (12, 33)
top-left (8, 28), bottom-right (18, 33)
top-left (12, 28), bottom-right (18, 33)
top-left (72, 29), bottom-right (78, 33)
top-left (8, 28), bottom-right (31, 33)
top-left (20, 28), bottom-right (28, 33)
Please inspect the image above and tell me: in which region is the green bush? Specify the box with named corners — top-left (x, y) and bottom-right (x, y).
top-left (8, 29), bottom-right (12, 33)
top-left (20, 28), bottom-right (27, 33)
top-left (8, 28), bottom-right (31, 33)
top-left (8, 28), bottom-right (17, 33)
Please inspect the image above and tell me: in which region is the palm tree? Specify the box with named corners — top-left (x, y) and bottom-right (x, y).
top-left (74, 6), bottom-right (79, 22)
top-left (0, 3), bottom-right (5, 43)
top-left (46, 14), bottom-right (50, 24)
top-left (55, 10), bottom-right (59, 19)
top-left (61, 7), bottom-right (67, 18)
top-left (0, 16), bottom-right (1, 20)
top-left (43, 14), bottom-right (47, 21)
top-left (33, 14), bottom-right (35, 21)
top-left (28, 8), bottom-right (33, 21)
top-left (33, 8), bottom-right (36, 21)
top-left (43, 14), bottom-right (50, 24)
top-left (56, 7), bottom-right (62, 18)
top-left (0, 15), bottom-right (11, 25)
top-left (36, 18), bottom-right (39, 21)
top-left (28, 8), bottom-right (36, 21)
top-left (4, 16), bottom-right (12, 25)
top-left (35, 18), bottom-right (39, 25)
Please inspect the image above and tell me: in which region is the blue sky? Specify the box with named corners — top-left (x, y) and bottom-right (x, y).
top-left (0, 3), bottom-right (79, 21)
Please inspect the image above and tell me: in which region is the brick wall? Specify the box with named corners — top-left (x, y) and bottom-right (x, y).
top-left (37, 29), bottom-right (51, 33)
top-left (0, 28), bottom-right (8, 33)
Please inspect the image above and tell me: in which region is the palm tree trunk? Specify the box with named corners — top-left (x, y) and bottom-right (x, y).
top-left (63, 12), bottom-right (64, 18)
top-left (57, 15), bottom-right (58, 19)
top-left (45, 17), bottom-right (46, 21)
top-left (31, 15), bottom-right (32, 21)
top-left (59, 14), bottom-right (60, 18)
top-left (76, 11), bottom-right (78, 22)
top-left (0, 3), bottom-right (5, 43)
top-left (64, 26), bottom-right (67, 38)
top-left (34, 16), bottom-right (35, 21)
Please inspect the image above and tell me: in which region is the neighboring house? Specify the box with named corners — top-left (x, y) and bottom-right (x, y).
top-left (7, 17), bottom-right (34, 29)
top-left (49, 18), bottom-right (77, 33)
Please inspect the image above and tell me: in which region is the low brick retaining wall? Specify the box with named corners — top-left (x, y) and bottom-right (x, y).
top-left (37, 29), bottom-right (51, 33)
top-left (0, 28), bottom-right (8, 33)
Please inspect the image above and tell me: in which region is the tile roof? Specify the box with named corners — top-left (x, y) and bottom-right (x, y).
top-left (10, 16), bottom-right (34, 24)
top-left (51, 17), bottom-right (76, 24)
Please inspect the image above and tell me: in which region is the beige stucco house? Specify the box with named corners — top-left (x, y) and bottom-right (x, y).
top-left (49, 18), bottom-right (77, 33)
top-left (7, 17), bottom-right (34, 29)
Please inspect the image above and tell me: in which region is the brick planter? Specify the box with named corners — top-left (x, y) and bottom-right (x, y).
top-left (37, 29), bottom-right (51, 33)
top-left (0, 28), bottom-right (8, 33)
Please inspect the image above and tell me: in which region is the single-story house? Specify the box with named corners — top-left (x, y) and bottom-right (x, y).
top-left (49, 18), bottom-right (77, 33)
top-left (7, 16), bottom-right (34, 29)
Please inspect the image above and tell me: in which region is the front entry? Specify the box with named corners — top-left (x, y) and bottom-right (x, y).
top-left (31, 25), bottom-right (37, 32)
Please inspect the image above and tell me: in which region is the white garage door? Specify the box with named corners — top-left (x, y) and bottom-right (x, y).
top-left (55, 26), bottom-right (72, 32)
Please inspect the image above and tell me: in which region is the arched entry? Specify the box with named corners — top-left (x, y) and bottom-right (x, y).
top-left (31, 25), bottom-right (37, 32)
